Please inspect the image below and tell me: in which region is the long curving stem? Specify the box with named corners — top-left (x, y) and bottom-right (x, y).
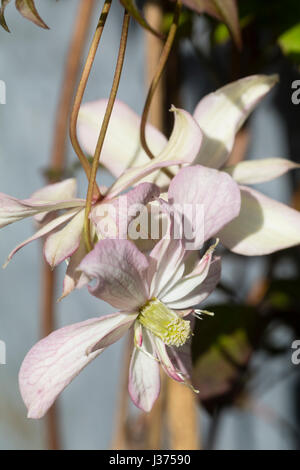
top-left (83, 9), bottom-right (130, 252)
top-left (69, 0), bottom-right (112, 196)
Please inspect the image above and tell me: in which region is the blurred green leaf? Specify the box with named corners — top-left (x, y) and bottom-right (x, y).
top-left (278, 23), bottom-right (300, 63)
top-left (192, 304), bottom-right (258, 404)
top-left (213, 14), bottom-right (253, 45)
top-left (266, 279), bottom-right (300, 311)
top-left (162, 10), bottom-right (193, 39)
top-left (120, 0), bottom-right (162, 38)
top-left (239, 0), bottom-right (300, 37)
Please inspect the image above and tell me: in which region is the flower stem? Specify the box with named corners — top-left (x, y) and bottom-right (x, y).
top-left (83, 9), bottom-right (130, 252)
top-left (69, 0), bottom-right (112, 196)
top-left (140, 0), bottom-right (181, 162)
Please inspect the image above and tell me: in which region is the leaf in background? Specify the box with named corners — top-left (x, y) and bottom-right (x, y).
top-left (120, 0), bottom-right (162, 38)
top-left (182, 0), bottom-right (242, 48)
top-left (192, 304), bottom-right (259, 408)
top-left (15, 0), bottom-right (49, 29)
top-left (278, 23), bottom-right (300, 64)
top-left (0, 0), bottom-right (11, 32)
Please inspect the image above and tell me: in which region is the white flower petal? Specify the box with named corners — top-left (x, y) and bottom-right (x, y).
top-left (44, 209), bottom-right (85, 268)
top-left (128, 329), bottom-right (160, 412)
top-left (78, 99), bottom-right (167, 178)
top-left (219, 186), bottom-right (300, 255)
top-left (106, 107), bottom-right (202, 198)
top-left (193, 74), bottom-right (278, 169)
top-left (225, 158), bottom-right (300, 184)
top-left (4, 209), bottom-right (79, 267)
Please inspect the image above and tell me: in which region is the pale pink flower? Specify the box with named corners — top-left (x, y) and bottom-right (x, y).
top-left (78, 74), bottom-right (300, 255)
top-left (0, 105), bottom-right (202, 297)
top-left (19, 237), bottom-right (219, 418)
top-left (18, 173), bottom-right (240, 418)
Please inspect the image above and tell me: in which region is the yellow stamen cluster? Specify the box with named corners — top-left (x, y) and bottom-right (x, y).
top-left (138, 298), bottom-right (191, 347)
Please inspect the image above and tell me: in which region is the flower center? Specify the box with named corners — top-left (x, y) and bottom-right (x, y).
top-left (138, 298), bottom-right (191, 347)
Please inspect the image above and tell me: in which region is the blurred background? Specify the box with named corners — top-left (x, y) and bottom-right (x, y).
top-left (0, 0), bottom-right (300, 450)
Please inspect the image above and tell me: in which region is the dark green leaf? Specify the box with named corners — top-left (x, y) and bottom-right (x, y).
top-left (192, 304), bottom-right (258, 403)
top-left (278, 23), bottom-right (300, 64)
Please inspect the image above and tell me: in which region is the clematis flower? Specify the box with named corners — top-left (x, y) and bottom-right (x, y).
top-left (18, 168), bottom-right (240, 418)
top-left (19, 238), bottom-right (220, 417)
top-left (0, 104), bottom-right (202, 297)
top-left (78, 74), bottom-right (300, 255)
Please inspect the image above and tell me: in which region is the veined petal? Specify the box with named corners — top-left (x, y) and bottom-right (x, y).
top-left (225, 158), bottom-right (300, 184)
top-left (165, 257), bottom-right (221, 309)
top-left (59, 237), bottom-right (88, 301)
top-left (0, 192), bottom-right (84, 229)
top-left (19, 313), bottom-right (133, 419)
top-left (91, 182), bottom-right (160, 240)
top-left (167, 165), bottom-right (241, 245)
top-left (77, 239), bottom-right (150, 310)
top-left (160, 242), bottom-right (218, 305)
top-left (150, 238), bottom-right (185, 299)
top-left (44, 209), bottom-right (85, 268)
top-left (128, 328), bottom-right (160, 412)
top-left (106, 107), bottom-right (202, 198)
top-left (86, 313), bottom-right (137, 354)
top-left (193, 75), bottom-right (278, 169)
top-left (31, 178), bottom-right (77, 202)
top-left (218, 186), bottom-right (300, 255)
top-left (31, 179), bottom-right (77, 223)
top-left (78, 99), bottom-right (167, 178)
top-left (3, 209), bottom-right (79, 268)
top-left (152, 336), bottom-right (185, 382)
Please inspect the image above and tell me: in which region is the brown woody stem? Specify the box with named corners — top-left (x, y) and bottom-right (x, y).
top-left (42, 0), bottom-right (96, 450)
top-left (140, 0), bottom-right (181, 165)
top-left (83, 9), bottom-right (130, 252)
top-left (69, 0), bottom-right (112, 198)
